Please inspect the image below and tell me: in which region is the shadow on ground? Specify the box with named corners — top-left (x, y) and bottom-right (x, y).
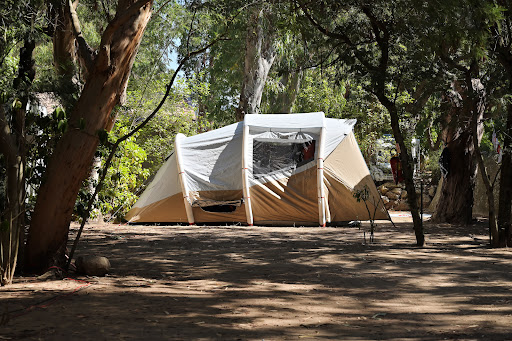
top-left (2, 220), bottom-right (511, 340)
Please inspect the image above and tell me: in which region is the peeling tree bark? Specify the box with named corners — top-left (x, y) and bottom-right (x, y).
top-left (24, 0), bottom-right (153, 273)
top-left (53, 1), bottom-right (78, 77)
top-left (235, 6), bottom-right (276, 121)
top-left (431, 80), bottom-right (484, 225)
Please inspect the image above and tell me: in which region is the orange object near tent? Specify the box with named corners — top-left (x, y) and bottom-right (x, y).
top-left (390, 156), bottom-right (403, 184)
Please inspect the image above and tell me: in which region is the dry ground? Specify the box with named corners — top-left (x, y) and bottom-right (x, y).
top-left (1, 215), bottom-right (512, 340)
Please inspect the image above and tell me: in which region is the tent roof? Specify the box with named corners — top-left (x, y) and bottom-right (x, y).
top-left (245, 112), bottom-right (326, 129)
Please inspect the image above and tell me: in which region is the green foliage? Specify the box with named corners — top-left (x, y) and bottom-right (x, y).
top-left (135, 108), bottom-right (214, 174)
top-left (124, 67), bottom-right (216, 174)
top-left (24, 105), bottom-right (69, 215)
top-left (96, 119), bottom-right (150, 221)
top-left (292, 68), bottom-right (348, 117)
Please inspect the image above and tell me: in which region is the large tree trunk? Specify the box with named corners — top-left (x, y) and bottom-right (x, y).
top-left (432, 132), bottom-right (478, 224)
top-left (235, 6), bottom-right (276, 121)
top-left (431, 80), bottom-right (484, 225)
top-left (24, 0), bottom-right (153, 273)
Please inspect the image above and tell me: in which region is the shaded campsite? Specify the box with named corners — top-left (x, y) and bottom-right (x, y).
top-left (2, 218), bottom-right (512, 340)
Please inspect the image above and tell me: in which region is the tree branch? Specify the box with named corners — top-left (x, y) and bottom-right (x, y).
top-left (361, 5), bottom-right (389, 72)
top-left (0, 105), bottom-right (17, 162)
top-left (67, 0), bottom-right (95, 74)
top-left (101, 0), bottom-right (112, 22)
top-left (99, 0), bottom-right (153, 49)
top-left (439, 49), bottom-right (470, 75)
top-left (296, 0), bottom-right (377, 71)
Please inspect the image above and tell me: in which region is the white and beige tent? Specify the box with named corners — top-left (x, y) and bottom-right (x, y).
top-left (125, 112), bottom-right (389, 225)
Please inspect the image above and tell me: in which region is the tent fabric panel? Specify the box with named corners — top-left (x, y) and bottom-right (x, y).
top-left (324, 132), bottom-right (373, 189)
top-left (125, 193), bottom-right (188, 223)
top-left (130, 153), bottom-right (182, 209)
top-left (128, 189), bottom-right (247, 223)
top-left (187, 189), bottom-right (244, 203)
top-left (324, 171), bottom-right (388, 221)
top-left (324, 132), bottom-right (388, 221)
top-left (251, 166), bottom-right (318, 223)
top-left (324, 118), bottom-right (356, 158)
top-left (181, 122), bottom-right (243, 192)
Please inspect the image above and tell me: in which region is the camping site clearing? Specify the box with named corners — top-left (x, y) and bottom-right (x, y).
top-left (2, 218), bottom-right (512, 340)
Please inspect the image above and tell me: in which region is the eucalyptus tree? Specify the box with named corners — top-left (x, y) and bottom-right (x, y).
top-left (234, 1), bottom-right (277, 120)
top-left (183, 0), bottom-right (304, 122)
top-left (460, 0), bottom-right (512, 246)
top-left (261, 32), bottom-right (305, 114)
top-left (23, 0), bottom-right (249, 273)
top-left (25, 0), bottom-right (154, 273)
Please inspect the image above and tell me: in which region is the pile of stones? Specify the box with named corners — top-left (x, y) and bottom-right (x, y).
top-left (377, 181), bottom-right (438, 211)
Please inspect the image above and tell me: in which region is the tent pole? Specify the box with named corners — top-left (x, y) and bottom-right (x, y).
top-left (242, 124), bottom-right (254, 226)
top-left (175, 133), bottom-right (195, 225)
top-left (317, 126), bottom-right (327, 227)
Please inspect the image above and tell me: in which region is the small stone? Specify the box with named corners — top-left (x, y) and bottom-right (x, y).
top-left (384, 200), bottom-right (395, 210)
top-left (394, 200), bottom-right (410, 211)
top-left (386, 191), bottom-right (400, 200)
top-left (390, 187), bottom-right (402, 195)
top-left (379, 186), bottom-right (389, 195)
top-left (428, 186), bottom-right (436, 197)
top-left (384, 182), bottom-right (397, 189)
top-left (75, 255), bottom-right (111, 276)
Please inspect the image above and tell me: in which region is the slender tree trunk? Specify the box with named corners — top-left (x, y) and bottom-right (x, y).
top-left (25, 0), bottom-right (153, 273)
top-left (492, 7), bottom-right (512, 246)
top-left (380, 98), bottom-right (424, 246)
top-left (498, 91), bottom-right (512, 246)
top-left (235, 6), bottom-right (276, 121)
top-left (0, 37), bottom-right (34, 284)
top-left (467, 79), bottom-right (500, 246)
top-left (1, 156), bottom-right (24, 285)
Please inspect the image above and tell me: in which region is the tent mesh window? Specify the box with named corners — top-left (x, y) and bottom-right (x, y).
top-left (253, 139), bottom-right (316, 178)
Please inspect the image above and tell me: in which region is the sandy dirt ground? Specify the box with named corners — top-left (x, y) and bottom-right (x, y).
top-left (1, 215), bottom-right (512, 340)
